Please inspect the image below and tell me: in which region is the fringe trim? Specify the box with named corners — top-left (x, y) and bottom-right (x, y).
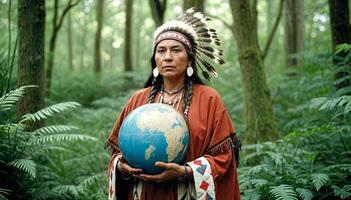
top-left (206, 138), bottom-right (231, 156)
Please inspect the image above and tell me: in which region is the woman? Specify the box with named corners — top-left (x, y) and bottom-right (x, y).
top-left (106, 8), bottom-right (240, 200)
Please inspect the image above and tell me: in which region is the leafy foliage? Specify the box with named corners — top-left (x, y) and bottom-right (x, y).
top-left (0, 86), bottom-right (102, 200)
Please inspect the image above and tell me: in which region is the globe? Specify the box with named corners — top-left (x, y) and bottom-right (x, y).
top-left (118, 103), bottom-right (189, 174)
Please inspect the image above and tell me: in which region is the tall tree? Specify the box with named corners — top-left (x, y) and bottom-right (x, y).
top-left (94, 0), bottom-right (104, 72)
top-left (67, 10), bottom-right (73, 70)
top-left (328, 0), bottom-right (351, 91)
top-left (183, 0), bottom-right (205, 12)
top-left (230, 0), bottom-right (279, 143)
top-left (124, 0), bottom-right (134, 72)
top-left (46, 0), bottom-right (79, 96)
top-left (283, 0), bottom-right (304, 67)
top-left (17, 0), bottom-right (46, 129)
top-left (149, 0), bottom-right (167, 27)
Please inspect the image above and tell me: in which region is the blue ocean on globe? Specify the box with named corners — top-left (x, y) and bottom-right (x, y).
top-left (118, 103), bottom-right (189, 174)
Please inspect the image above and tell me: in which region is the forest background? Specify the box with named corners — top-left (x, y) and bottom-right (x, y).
top-left (0, 0), bottom-right (351, 199)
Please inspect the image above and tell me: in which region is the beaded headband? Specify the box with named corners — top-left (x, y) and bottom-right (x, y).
top-left (153, 8), bottom-right (225, 81)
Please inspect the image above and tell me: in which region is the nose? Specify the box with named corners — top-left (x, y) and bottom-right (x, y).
top-left (164, 50), bottom-right (172, 61)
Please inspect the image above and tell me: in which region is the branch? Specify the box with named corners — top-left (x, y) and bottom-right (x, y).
top-left (262, 0), bottom-right (284, 60)
top-left (204, 12), bottom-right (232, 30)
top-left (55, 0), bottom-right (80, 31)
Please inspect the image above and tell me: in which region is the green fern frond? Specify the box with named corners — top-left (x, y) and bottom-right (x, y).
top-left (267, 152), bottom-right (284, 166)
top-left (325, 163), bottom-right (351, 173)
top-left (242, 189), bottom-right (261, 200)
top-left (32, 190), bottom-right (59, 200)
top-left (8, 159), bottom-right (36, 178)
top-left (0, 188), bottom-right (11, 197)
top-left (296, 188), bottom-right (313, 200)
top-left (251, 179), bottom-right (269, 187)
top-left (311, 173), bottom-right (329, 191)
top-left (332, 185), bottom-right (351, 199)
top-left (33, 125), bottom-right (78, 135)
top-left (308, 96), bottom-right (351, 114)
top-left (248, 164), bottom-right (269, 174)
top-left (0, 85), bottom-right (36, 112)
top-left (20, 102), bottom-right (81, 123)
top-left (29, 134), bottom-right (97, 145)
top-left (53, 185), bottom-right (82, 196)
top-left (269, 184), bottom-right (298, 200)
top-left (79, 173), bottom-right (104, 187)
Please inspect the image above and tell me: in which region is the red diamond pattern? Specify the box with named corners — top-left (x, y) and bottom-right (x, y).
top-left (194, 159), bottom-right (202, 166)
top-left (200, 180), bottom-right (209, 191)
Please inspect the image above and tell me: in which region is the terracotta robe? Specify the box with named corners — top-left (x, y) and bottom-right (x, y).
top-left (107, 84), bottom-right (240, 200)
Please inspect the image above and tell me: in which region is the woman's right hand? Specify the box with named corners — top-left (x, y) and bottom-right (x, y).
top-left (117, 155), bottom-right (143, 175)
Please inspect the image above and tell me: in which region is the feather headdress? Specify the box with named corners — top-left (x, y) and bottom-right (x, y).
top-left (153, 8), bottom-right (225, 81)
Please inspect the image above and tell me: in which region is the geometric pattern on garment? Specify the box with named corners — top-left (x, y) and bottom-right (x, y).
top-left (187, 157), bottom-right (215, 200)
top-left (108, 157), bottom-right (119, 200)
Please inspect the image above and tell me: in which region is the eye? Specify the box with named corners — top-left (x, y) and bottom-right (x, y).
top-left (157, 49), bottom-right (165, 54)
top-left (173, 48), bottom-right (181, 53)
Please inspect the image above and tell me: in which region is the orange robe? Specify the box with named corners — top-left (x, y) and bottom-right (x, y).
top-left (107, 84), bottom-right (240, 200)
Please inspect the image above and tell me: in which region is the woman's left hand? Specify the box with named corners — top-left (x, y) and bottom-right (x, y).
top-left (133, 162), bottom-right (186, 183)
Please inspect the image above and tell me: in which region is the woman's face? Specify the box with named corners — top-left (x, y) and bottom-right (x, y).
top-left (154, 39), bottom-right (190, 80)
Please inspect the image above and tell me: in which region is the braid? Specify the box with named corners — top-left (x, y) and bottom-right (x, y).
top-left (147, 78), bottom-right (160, 103)
top-left (183, 79), bottom-right (193, 120)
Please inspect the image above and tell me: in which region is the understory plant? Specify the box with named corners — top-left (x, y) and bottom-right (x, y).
top-left (0, 86), bottom-right (104, 200)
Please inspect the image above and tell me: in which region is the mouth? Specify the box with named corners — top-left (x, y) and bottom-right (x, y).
top-left (163, 65), bottom-right (174, 69)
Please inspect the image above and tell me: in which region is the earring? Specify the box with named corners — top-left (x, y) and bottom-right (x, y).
top-left (186, 65), bottom-right (194, 77)
top-left (153, 67), bottom-right (159, 78)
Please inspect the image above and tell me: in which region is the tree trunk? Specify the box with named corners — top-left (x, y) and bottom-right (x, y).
top-left (94, 0), bottom-right (104, 72)
top-left (67, 10), bottom-right (73, 70)
top-left (328, 0), bottom-right (351, 92)
top-left (17, 0), bottom-right (45, 129)
top-left (46, 0), bottom-right (59, 97)
top-left (230, 0), bottom-right (278, 144)
top-left (149, 0), bottom-right (167, 27)
top-left (124, 0), bottom-right (134, 72)
top-left (283, 0), bottom-right (304, 68)
top-left (183, 0), bottom-right (205, 12)
top-left (46, 0), bottom-right (78, 97)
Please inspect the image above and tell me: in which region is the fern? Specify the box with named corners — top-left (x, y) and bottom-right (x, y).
top-left (296, 188), bottom-right (313, 200)
top-left (0, 85), bottom-right (36, 111)
top-left (269, 184), bottom-right (298, 200)
top-left (20, 102), bottom-right (81, 123)
top-left (311, 173), bottom-right (329, 191)
top-left (53, 185), bottom-right (82, 196)
top-left (79, 173), bottom-right (105, 187)
top-left (242, 189), bottom-right (261, 200)
top-left (251, 179), bottom-right (269, 187)
top-left (324, 164), bottom-right (351, 173)
top-left (248, 164), bottom-right (270, 175)
top-left (8, 159), bottom-right (36, 178)
top-left (29, 134), bottom-right (97, 145)
top-left (33, 125), bottom-right (78, 135)
top-left (308, 96), bottom-right (351, 114)
top-left (332, 185), bottom-right (351, 199)
top-left (0, 188), bottom-right (11, 200)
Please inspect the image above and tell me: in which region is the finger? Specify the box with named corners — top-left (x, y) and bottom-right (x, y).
top-left (121, 163), bottom-right (143, 174)
top-left (155, 162), bottom-right (178, 170)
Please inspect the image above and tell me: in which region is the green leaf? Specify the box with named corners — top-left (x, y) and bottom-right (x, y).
top-left (29, 134), bottom-right (98, 145)
top-left (269, 184), bottom-right (298, 200)
top-left (8, 159), bottom-right (36, 178)
top-left (332, 185), bottom-right (351, 199)
top-left (296, 188), bottom-right (313, 200)
top-left (33, 125), bottom-right (78, 135)
top-left (0, 85), bottom-right (37, 112)
top-left (242, 189), bottom-right (261, 200)
top-left (251, 179), bottom-right (269, 187)
top-left (248, 164), bottom-right (269, 174)
top-left (20, 102), bottom-right (81, 123)
top-left (311, 173), bottom-right (329, 191)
